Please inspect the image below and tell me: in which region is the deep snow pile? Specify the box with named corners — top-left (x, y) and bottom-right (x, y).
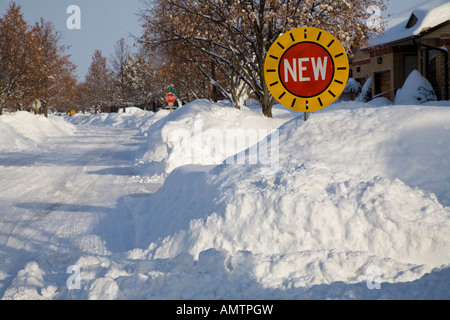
top-left (135, 100), bottom-right (296, 180)
top-left (0, 112), bottom-right (76, 152)
top-left (394, 70), bottom-right (437, 105)
top-left (2, 100), bottom-right (450, 299)
top-left (130, 103), bottom-right (450, 265)
top-left (124, 101), bottom-right (450, 298)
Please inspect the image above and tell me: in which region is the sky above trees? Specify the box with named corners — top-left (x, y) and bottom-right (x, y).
top-left (0, 0), bottom-right (428, 81)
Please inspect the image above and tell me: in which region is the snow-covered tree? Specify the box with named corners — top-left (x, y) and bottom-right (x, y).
top-left (83, 50), bottom-right (114, 110)
top-left (117, 56), bottom-right (141, 107)
top-left (110, 38), bottom-right (132, 111)
top-left (132, 54), bottom-right (160, 105)
top-left (140, 0), bottom-right (386, 117)
top-left (110, 38), bottom-right (131, 78)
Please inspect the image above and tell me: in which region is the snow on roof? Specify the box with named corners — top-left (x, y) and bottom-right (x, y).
top-left (368, 0), bottom-right (450, 47)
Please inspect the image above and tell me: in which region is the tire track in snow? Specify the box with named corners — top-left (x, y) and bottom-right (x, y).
top-left (0, 125), bottom-right (144, 297)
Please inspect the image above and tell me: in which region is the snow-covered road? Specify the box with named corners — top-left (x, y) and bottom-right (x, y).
top-left (0, 125), bottom-right (156, 296)
top-left (0, 102), bottom-right (449, 300)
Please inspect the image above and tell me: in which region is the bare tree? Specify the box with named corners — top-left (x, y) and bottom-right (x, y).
top-left (139, 0), bottom-right (385, 117)
top-left (84, 50), bottom-right (114, 111)
top-left (110, 38), bottom-right (131, 110)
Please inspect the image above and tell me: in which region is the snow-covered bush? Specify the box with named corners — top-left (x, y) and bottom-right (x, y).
top-left (356, 77), bottom-right (372, 102)
top-left (339, 78), bottom-right (361, 101)
top-left (394, 70), bottom-right (437, 104)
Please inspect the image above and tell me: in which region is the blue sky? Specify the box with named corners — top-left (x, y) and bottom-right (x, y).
top-left (0, 0), bottom-right (143, 81)
top-left (0, 0), bottom-right (428, 82)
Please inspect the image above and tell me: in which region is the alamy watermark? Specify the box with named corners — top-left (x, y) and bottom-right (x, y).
top-left (366, 5), bottom-right (382, 30)
top-left (66, 4), bottom-right (382, 31)
top-left (66, 5), bottom-right (81, 30)
top-left (366, 264), bottom-right (382, 290)
top-left (66, 265), bottom-right (81, 290)
top-left (168, 119), bottom-right (280, 175)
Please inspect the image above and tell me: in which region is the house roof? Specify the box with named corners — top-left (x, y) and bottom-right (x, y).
top-left (367, 0), bottom-right (450, 48)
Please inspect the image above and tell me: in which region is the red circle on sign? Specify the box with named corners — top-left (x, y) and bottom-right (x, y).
top-left (279, 42), bottom-right (334, 98)
top-left (166, 93), bottom-right (176, 103)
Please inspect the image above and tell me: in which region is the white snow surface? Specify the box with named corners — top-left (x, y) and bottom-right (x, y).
top-left (135, 100), bottom-right (295, 180)
top-left (0, 100), bottom-right (449, 300)
top-left (0, 111), bottom-right (76, 151)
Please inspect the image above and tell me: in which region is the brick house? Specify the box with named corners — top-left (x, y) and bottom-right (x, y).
top-left (350, 0), bottom-right (450, 101)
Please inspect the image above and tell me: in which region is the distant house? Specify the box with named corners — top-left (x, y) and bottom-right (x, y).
top-left (350, 0), bottom-right (450, 101)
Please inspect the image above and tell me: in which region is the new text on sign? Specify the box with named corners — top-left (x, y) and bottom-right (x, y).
top-left (283, 57), bottom-right (328, 82)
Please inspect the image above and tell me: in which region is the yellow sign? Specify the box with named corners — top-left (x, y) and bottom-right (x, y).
top-left (70, 110), bottom-right (76, 116)
top-left (264, 27), bottom-right (349, 113)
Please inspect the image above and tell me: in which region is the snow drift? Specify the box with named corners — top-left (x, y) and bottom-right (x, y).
top-left (135, 100), bottom-right (296, 179)
top-left (68, 107), bottom-right (170, 133)
top-left (134, 104), bottom-right (450, 269)
top-left (0, 112), bottom-right (76, 152)
top-left (1, 99), bottom-right (449, 300)
top-left (112, 100), bottom-right (449, 299)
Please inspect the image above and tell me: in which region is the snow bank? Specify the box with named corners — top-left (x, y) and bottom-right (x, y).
top-left (68, 107), bottom-right (170, 132)
top-left (135, 99), bottom-right (296, 179)
top-left (143, 167), bottom-right (448, 267)
top-left (2, 100), bottom-right (449, 300)
top-left (134, 106), bottom-right (450, 267)
top-left (0, 112), bottom-right (76, 152)
top-left (54, 101), bottom-right (448, 299)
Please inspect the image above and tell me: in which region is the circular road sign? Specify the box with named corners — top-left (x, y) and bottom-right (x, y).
top-left (165, 93), bottom-right (176, 104)
top-left (264, 27), bottom-right (349, 113)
